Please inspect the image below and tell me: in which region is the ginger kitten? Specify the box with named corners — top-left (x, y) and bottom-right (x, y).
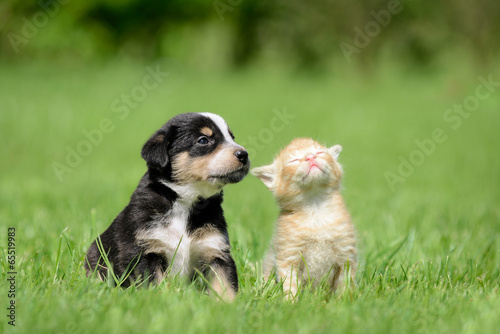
top-left (252, 138), bottom-right (357, 299)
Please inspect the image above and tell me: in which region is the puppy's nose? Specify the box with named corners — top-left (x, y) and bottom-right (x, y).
top-left (234, 150), bottom-right (249, 164)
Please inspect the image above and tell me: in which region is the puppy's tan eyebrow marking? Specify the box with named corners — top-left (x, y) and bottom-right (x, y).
top-left (152, 134), bottom-right (165, 143)
top-left (200, 127), bottom-right (213, 137)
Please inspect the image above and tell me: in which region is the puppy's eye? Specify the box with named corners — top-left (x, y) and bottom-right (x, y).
top-left (317, 151), bottom-right (325, 155)
top-left (197, 137), bottom-right (209, 145)
top-left (286, 159), bottom-right (300, 165)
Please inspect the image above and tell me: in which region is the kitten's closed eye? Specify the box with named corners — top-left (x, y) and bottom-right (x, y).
top-left (287, 151), bottom-right (323, 165)
top-left (253, 138), bottom-right (343, 194)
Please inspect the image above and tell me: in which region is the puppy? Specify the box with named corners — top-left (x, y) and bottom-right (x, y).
top-left (85, 113), bottom-right (250, 300)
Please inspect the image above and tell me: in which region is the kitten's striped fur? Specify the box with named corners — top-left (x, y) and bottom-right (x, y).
top-left (252, 138), bottom-right (357, 299)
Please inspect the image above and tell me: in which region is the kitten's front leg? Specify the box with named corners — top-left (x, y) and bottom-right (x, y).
top-left (277, 259), bottom-right (302, 301)
top-left (283, 274), bottom-right (300, 301)
top-left (332, 260), bottom-right (357, 292)
top-left (262, 247), bottom-right (277, 282)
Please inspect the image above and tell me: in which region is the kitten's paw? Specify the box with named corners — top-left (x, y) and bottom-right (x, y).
top-left (284, 284), bottom-right (299, 302)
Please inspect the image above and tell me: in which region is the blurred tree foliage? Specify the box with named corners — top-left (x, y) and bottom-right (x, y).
top-left (0, 0), bottom-right (498, 67)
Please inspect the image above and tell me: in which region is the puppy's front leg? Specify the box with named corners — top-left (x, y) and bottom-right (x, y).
top-left (205, 255), bottom-right (239, 302)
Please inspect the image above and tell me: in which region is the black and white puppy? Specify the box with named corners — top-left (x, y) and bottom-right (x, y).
top-left (85, 112), bottom-right (250, 300)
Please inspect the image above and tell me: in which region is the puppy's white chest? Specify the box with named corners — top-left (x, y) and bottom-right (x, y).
top-left (136, 202), bottom-right (194, 278)
top-left (136, 198), bottom-right (230, 279)
top-left (165, 208), bottom-right (192, 277)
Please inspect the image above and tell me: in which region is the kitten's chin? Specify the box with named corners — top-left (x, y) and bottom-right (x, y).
top-left (298, 169), bottom-right (331, 188)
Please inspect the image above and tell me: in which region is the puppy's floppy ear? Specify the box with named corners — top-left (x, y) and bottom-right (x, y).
top-left (141, 129), bottom-right (171, 170)
top-left (328, 145), bottom-right (342, 161)
top-left (251, 164), bottom-right (277, 189)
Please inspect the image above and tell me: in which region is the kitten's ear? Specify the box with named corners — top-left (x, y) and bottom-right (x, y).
top-left (328, 145), bottom-right (342, 161)
top-left (251, 164), bottom-right (276, 189)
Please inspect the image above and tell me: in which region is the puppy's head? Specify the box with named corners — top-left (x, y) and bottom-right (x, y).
top-left (142, 113), bottom-right (250, 196)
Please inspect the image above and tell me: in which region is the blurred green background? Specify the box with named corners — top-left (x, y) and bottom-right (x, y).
top-left (1, 1), bottom-right (500, 333)
top-left (1, 0), bottom-right (499, 68)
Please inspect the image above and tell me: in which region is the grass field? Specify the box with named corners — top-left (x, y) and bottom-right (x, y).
top-left (1, 59), bottom-right (499, 333)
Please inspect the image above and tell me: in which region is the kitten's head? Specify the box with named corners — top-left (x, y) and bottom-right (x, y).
top-left (251, 138), bottom-right (343, 199)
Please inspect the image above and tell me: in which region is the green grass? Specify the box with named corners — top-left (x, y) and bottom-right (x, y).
top-left (1, 59), bottom-right (499, 333)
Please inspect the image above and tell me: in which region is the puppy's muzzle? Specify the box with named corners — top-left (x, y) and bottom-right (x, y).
top-left (209, 147), bottom-right (250, 184)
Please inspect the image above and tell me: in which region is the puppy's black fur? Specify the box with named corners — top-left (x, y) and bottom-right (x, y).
top-left (85, 113), bottom-right (249, 299)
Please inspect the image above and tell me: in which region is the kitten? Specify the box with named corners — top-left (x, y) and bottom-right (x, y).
top-left (252, 138), bottom-right (357, 299)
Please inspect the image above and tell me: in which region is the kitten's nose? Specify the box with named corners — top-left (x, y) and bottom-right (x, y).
top-left (305, 153), bottom-right (316, 162)
top-left (234, 150), bottom-right (249, 164)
